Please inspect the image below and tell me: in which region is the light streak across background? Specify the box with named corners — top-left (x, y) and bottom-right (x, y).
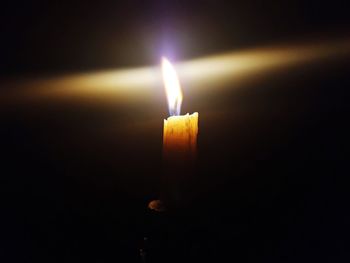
top-left (1, 38), bottom-right (350, 105)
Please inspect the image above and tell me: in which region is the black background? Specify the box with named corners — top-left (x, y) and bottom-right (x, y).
top-left (1, 1), bottom-right (349, 262)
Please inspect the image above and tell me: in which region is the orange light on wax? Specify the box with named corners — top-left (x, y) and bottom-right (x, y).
top-left (161, 57), bottom-right (198, 160)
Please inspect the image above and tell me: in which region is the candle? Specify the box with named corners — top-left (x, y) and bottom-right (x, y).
top-left (148, 57), bottom-right (198, 212)
top-left (163, 113), bottom-right (198, 160)
top-left (161, 57), bottom-right (199, 161)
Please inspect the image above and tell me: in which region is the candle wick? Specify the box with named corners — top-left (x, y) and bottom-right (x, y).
top-left (169, 97), bottom-right (181, 116)
top-left (175, 97), bottom-right (181, 116)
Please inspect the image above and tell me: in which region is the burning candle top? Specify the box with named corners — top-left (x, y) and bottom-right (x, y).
top-left (161, 57), bottom-right (198, 160)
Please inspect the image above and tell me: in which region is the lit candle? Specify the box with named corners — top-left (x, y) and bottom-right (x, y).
top-left (161, 57), bottom-right (198, 162)
top-left (148, 57), bottom-right (199, 212)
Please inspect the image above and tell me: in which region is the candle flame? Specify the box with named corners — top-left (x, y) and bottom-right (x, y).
top-left (161, 57), bottom-right (183, 116)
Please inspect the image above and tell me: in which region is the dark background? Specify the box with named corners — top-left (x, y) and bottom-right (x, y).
top-left (1, 1), bottom-right (349, 262)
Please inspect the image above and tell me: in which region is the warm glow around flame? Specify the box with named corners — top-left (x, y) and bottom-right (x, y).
top-left (161, 57), bottom-right (183, 116)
